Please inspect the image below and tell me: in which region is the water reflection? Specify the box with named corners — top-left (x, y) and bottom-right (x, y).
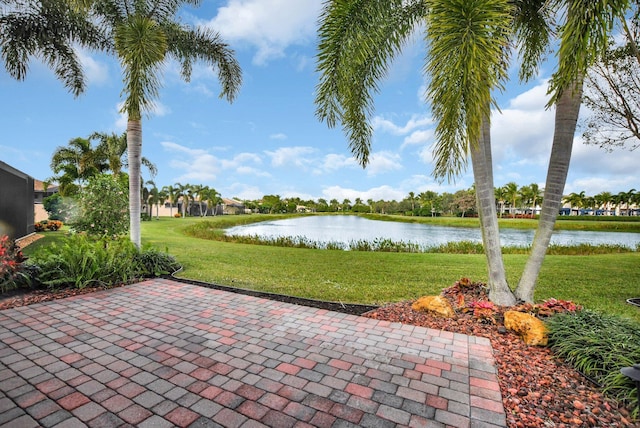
top-left (225, 216), bottom-right (640, 249)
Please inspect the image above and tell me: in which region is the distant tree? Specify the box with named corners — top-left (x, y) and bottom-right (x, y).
top-left (563, 191), bottom-right (586, 215)
top-left (582, 5), bottom-right (640, 152)
top-left (502, 182), bottom-right (519, 217)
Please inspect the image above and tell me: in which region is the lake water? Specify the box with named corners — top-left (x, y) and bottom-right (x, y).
top-left (225, 215), bottom-right (640, 249)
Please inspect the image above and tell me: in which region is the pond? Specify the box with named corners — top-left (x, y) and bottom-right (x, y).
top-left (225, 215), bottom-right (640, 249)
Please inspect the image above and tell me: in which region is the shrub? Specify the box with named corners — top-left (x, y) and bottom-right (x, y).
top-left (35, 220), bottom-right (64, 232)
top-left (0, 235), bottom-right (31, 293)
top-left (71, 174), bottom-right (129, 238)
top-left (547, 310), bottom-right (640, 418)
top-left (136, 246), bottom-right (181, 276)
top-left (26, 235), bottom-right (182, 290)
top-left (27, 235), bottom-right (141, 289)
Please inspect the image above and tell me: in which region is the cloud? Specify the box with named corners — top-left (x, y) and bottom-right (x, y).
top-left (402, 129), bottom-right (433, 148)
top-left (77, 49), bottom-right (110, 86)
top-left (320, 153), bottom-right (358, 172)
top-left (366, 151), bottom-right (403, 176)
top-left (236, 166), bottom-right (271, 177)
top-left (372, 114), bottom-right (433, 135)
top-left (269, 133), bottom-right (287, 140)
top-left (203, 0), bottom-right (320, 65)
top-left (161, 141), bottom-right (221, 183)
top-left (321, 185), bottom-right (406, 202)
top-left (265, 146), bottom-right (317, 168)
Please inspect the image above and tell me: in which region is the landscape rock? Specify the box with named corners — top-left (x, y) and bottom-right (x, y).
top-left (503, 310), bottom-right (548, 346)
top-left (411, 295), bottom-right (455, 318)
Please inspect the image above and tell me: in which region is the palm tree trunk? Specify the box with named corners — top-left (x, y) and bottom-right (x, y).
top-left (127, 120), bottom-right (142, 248)
top-left (471, 116), bottom-right (516, 306)
top-left (515, 81), bottom-right (583, 302)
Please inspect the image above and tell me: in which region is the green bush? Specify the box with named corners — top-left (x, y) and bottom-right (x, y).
top-left (28, 235), bottom-right (140, 289)
top-left (547, 310), bottom-right (640, 418)
top-left (71, 174), bottom-right (129, 238)
top-left (26, 235), bottom-right (181, 290)
top-left (135, 246), bottom-right (181, 276)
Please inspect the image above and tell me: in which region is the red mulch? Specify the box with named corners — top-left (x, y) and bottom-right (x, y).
top-left (365, 280), bottom-right (639, 428)
top-left (1, 280), bottom-right (638, 427)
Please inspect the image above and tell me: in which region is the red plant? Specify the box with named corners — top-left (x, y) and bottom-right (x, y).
top-left (1, 235), bottom-right (26, 292)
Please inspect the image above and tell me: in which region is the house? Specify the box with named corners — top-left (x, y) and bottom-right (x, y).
top-left (34, 180), bottom-right (59, 222)
top-left (0, 161), bottom-right (35, 240)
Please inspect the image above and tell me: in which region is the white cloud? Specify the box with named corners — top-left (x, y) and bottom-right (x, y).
top-left (236, 166), bottom-right (271, 177)
top-left (226, 183), bottom-right (263, 200)
top-left (402, 129), bottom-right (433, 148)
top-left (77, 49), bottom-right (110, 86)
top-left (321, 185), bottom-right (406, 202)
top-left (366, 151), bottom-right (403, 176)
top-left (269, 133), bottom-right (287, 140)
top-left (265, 146), bottom-right (317, 168)
top-left (372, 114), bottom-right (433, 135)
top-left (161, 141), bottom-right (221, 183)
top-left (320, 153), bottom-right (358, 172)
top-left (203, 0), bottom-right (320, 65)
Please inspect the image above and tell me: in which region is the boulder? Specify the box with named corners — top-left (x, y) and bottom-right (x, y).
top-left (503, 311), bottom-right (548, 346)
top-left (412, 295), bottom-right (455, 318)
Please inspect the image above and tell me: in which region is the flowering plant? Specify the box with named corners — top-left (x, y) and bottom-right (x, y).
top-left (0, 235), bottom-right (29, 293)
top-left (468, 300), bottom-right (497, 321)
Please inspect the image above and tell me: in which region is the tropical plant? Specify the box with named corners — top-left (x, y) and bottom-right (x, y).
top-left (50, 137), bottom-right (107, 195)
top-left (90, 132), bottom-right (157, 178)
top-left (315, 0), bottom-right (521, 304)
top-left (71, 174), bottom-right (129, 238)
top-left (0, 235), bottom-right (30, 293)
top-left (88, 0), bottom-right (242, 247)
top-left (161, 184), bottom-right (179, 217)
top-left (547, 310), bottom-right (640, 418)
top-left (515, 1), bottom-right (636, 302)
top-left (0, 0), bottom-right (108, 96)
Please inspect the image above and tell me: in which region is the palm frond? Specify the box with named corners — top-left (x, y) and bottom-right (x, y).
top-left (315, 0), bottom-right (426, 167)
top-left (426, 0), bottom-right (513, 182)
top-left (165, 24), bottom-right (242, 103)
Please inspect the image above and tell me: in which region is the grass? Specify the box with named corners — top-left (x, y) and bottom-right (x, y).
top-left (139, 215), bottom-right (640, 322)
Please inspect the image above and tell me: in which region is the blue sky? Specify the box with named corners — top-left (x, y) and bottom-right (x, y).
top-left (1, 0), bottom-right (638, 202)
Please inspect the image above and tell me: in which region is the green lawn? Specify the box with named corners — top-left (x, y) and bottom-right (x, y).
top-left (140, 215), bottom-right (640, 322)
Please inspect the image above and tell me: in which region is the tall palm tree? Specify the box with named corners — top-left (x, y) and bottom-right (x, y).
top-left (89, 0), bottom-right (242, 247)
top-left (0, 0), bottom-right (108, 96)
top-left (515, 0), bottom-right (634, 302)
top-left (316, 0), bottom-right (519, 305)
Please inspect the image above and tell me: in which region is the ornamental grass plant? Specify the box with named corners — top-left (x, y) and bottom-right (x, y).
top-left (547, 310), bottom-right (640, 418)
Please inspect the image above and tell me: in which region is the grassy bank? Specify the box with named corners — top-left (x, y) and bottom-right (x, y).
top-left (140, 216), bottom-right (640, 322)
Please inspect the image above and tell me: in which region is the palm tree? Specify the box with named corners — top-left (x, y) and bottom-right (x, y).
top-left (515, 1), bottom-right (634, 302)
top-left (90, 132), bottom-right (157, 179)
top-left (563, 191), bottom-right (586, 215)
top-left (494, 186), bottom-right (507, 218)
top-left (502, 182), bottom-right (519, 217)
top-left (161, 184), bottom-right (179, 217)
top-left (90, 0), bottom-right (242, 247)
top-left (50, 137), bottom-right (106, 195)
top-left (0, 0), bottom-right (108, 96)
top-left (316, 0), bottom-right (516, 304)
top-left (202, 187), bottom-right (221, 216)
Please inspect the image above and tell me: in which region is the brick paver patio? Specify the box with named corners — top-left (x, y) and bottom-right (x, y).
top-left (0, 278), bottom-right (506, 427)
